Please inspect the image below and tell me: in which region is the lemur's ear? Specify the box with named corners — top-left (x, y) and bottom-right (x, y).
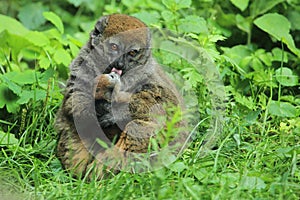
top-left (90, 15), bottom-right (109, 47)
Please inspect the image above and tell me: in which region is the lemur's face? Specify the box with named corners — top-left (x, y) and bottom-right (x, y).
top-left (102, 30), bottom-right (151, 76)
top-left (90, 14), bottom-right (151, 76)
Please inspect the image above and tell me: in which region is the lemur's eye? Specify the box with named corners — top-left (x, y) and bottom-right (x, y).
top-left (129, 49), bottom-right (139, 57)
top-left (110, 43), bottom-right (118, 51)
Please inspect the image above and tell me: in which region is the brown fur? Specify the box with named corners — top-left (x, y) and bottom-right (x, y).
top-left (56, 14), bottom-right (186, 179)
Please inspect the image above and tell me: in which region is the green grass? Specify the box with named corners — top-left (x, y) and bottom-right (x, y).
top-left (0, 97), bottom-right (299, 200)
top-left (0, 1), bottom-right (299, 198)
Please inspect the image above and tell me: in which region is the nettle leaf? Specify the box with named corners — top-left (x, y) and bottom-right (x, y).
top-left (269, 100), bottom-right (297, 118)
top-left (53, 49), bottom-right (72, 66)
top-left (178, 16), bottom-right (208, 34)
top-left (6, 70), bottom-right (37, 85)
top-left (17, 89), bottom-right (47, 104)
top-left (236, 14), bottom-right (251, 34)
top-left (133, 11), bottom-right (160, 25)
top-left (288, 10), bottom-right (300, 31)
top-left (162, 0), bottom-right (191, 11)
top-left (0, 131), bottom-right (19, 146)
top-left (24, 31), bottom-right (50, 47)
top-left (0, 14), bottom-right (29, 36)
top-left (240, 176), bottom-right (266, 190)
top-left (254, 13), bottom-right (300, 56)
top-left (0, 85), bottom-right (19, 113)
top-left (168, 162), bottom-right (187, 173)
top-left (0, 75), bottom-right (22, 95)
top-left (182, 68), bottom-right (203, 88)
top-left (230, 0), bottom-right (249, 11)
top-left (222, 45), bottom-right (252, 67)
top-left (0, 31), bottom-right (31, 62)
top-left (250, 0), bottom-right (284, 17)
top-left (43, 12), bottom-right (64, 34)
top-left (17, 3), bottom-right (47, 30)
top-left (275, 67), bottom-right (298, 86)
top-left (272, 48), bottom-right (288, 63)
top-left (161, 10), bottom-right (176, 21)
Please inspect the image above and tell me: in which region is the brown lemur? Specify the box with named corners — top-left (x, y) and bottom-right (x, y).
top-left (55, 14), bottom-right (186, 179)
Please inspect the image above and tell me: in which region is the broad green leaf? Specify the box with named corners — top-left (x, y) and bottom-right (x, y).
top-left (53, 49), bottom-right (72, 66)
top-left (0, 131), bottom-right (19, 146)
top-left (0, 14), bottom-right (29, 36)
top-left (254, 13), bottom-right (300, 57)
top-left (162, 0), bottom-right (191, 11)
top-left (24, 31), bottom-right (50, 47)
top-left (275, 67), bottom-right (298, 86)
top-left (5, 70), bottom-right (37, 85)
top-left (68, 42), bottom-right (80, 58)
top-left (17, 3), bottom-right (47, 30)
top-left (0, 85), bottom-right (19, 113)
top-left (236, 14), bottom-right (251, 34)
top-left (288, 10), bottom-right (300, 31)
top-left (17, 89), bottom-right (46, 104)
top-left (178, 16), bottom-right (208, 34)
top-left (0, 31), bottom-right (31, 62)
top-left (240, 176), bottom-right (266, 190)
top-left (16, 90), bottom-right (33, 104)
top-left (161, 11), bottom-right (175, 21)
top-left (43, 12), bottom-right (64, 33)
top-left (39, 56), bottom-right (51, 69)
top-left (250, 0), bottom-right (284, 17)
top-left (222, 45), bottom-right (252, 67)
top-left (269, 101), bottom-right (297, 117)
top-left (38, 67), bottom-right (55, 83)
top-left (168, 162), bottom-right (187, 172)
top-left (272, 48), bottom-right (288, 63)
top-left (230, 0), bottom-right (249, 11)
top-left (133, 11), bottom-right (160, 25)
top-left (0, 75), bottom-right (22, 95)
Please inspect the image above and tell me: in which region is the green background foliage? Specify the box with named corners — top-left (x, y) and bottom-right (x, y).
top-left (0, 0), bottom-right (299, 199)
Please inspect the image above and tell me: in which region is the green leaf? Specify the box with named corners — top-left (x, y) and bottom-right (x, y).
top-left (178, 16), bottom-right (208, 34)
top-left (24, 31), bottom-right (50, 47)
top-left (275, 67), bottom-right (298, 86)
top-left (168, 162), bottom-right (187, 172)
top-left (53, 49), bottom-right (72, 66)
top-left (240, 176), bottom-right (266, 190)
top-left (230, 0), bottom-right (249, 11)
top-left (0, 14), bottom-right (29, 36)
top-left (254, 13), bottom-right (300, 57)
top-left (0, 75), bottom-right (22, 94)
top-left (16, 90), bottom-right (33, 104)
top-left (43, 12), bottom-right (64, 33)
top-left (7, 70), bottom-right (37, 85)
top-left (17, 89), bottom-right (46, 104)
top-left (272, 48), bottom-right (288, 63)
top-left (162, 0), bottom-right (191, 11)
top-left (161, 11), bottom-right (175, 21)
top-left (133, 11), bottom-right (160, 25)
top-left (288, 10), bottom-right (300, 31)
top-left (0, 131), bottom-right (19, 146)
top-left (250, 0), bottom-right (284, 17)
top-left (17, 3), bottom-right (47, 30)
top-left (236, 14), bottom-right (251, 34)
top-left (269, 101), bottom-right (297, 118)
top-left (0, 85), bottom-right (19, 113)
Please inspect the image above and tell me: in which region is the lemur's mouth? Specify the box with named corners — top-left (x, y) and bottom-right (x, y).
top-left (111, 67), bottom-right (123, 76)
